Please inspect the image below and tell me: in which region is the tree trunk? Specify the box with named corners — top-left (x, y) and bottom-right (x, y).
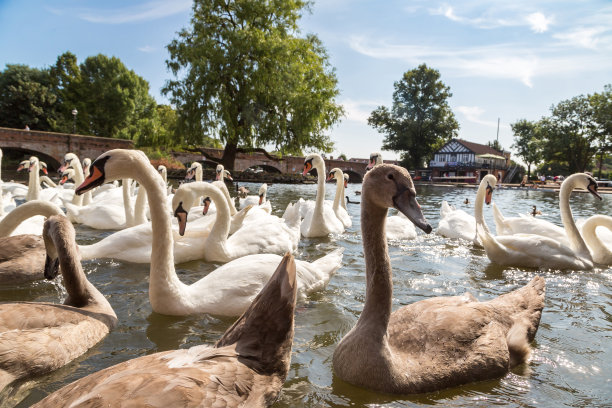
top-left (598, 151), bottom-right (604, 179)
top-left (527, 163), bottom-right (531, 179)
top-left (221, 141), bottom-right (238, 171)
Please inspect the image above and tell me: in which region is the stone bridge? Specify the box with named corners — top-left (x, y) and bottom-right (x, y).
top-left (171, 148), bottom-right (374, 182)
top-left (0, 127), bottom-right (134, 170)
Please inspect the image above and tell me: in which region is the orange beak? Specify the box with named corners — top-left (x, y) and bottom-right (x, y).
top-left (76, 165), bottom-right (104, 195)
top-left (302, 162), bottom-right (312, 176)
top-left (42, 167), bottom-right (48, 175)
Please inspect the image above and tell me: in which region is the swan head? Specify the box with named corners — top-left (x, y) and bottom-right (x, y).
top-left (82, 158), bottom-right (91, 175)
top-left (27, 156), bottom-right (39, 173)
top-left (58, 153), bottom-right (79, 174)
top-left (185, 162), bottom-right (200, 180)
top-left (42, 216), bottom-right (64, 280)
top-left (202, 197), bottom-right (211, 215)
top-left (157, 165), bottom-right (167, 174)
top-left (258, 183), bottom-right (267, 205)
top-left (303, 153), bottom-right (323, 176)
top-left (326, 168), bottom-right (343, 182)
top-left (367, 152), bottom-right (382, 170)
top-left (16, 160), bottom-right (29, 172)
top-left (59, 168), bottom-right (75, 185)
top-left (39, 162), bottom-right (48, 175)
top-left (344, 173), bottom-right (349, 188)
top-left (215, 164), bottom-right (225, 181)
top-left (363, 164), bottom-right (432, 233)
top-left (223, 169), bottom-right (233, 181)
top-left (171, 182), bottom-right (207, 235)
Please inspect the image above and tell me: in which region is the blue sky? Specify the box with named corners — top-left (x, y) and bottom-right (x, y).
top-left (1, 0), bottom-right (611, 162)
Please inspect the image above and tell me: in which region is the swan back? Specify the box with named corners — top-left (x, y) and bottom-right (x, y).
top-left (0, 200), bottom-right (64, 237)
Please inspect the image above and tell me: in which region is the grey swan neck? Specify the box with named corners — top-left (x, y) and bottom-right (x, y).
top-left (559, 175), bottom-right (590, 257)
top-left (357, 196), bottom-right (393, 340)
top-left (27, 162), bottom-right (40, 201)
top-left (51, 221), bottom-right (108, 311)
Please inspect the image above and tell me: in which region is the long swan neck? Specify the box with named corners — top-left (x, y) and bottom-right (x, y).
top-left (582, 215), bottom-right (612, 257)
top-left (206, 184), bottom-right (231, 244)
top-left (474, 176), bottom-right (493, 234)
top-left (122, 180), bottom-right (135, 226)
top-left (129, 159), bottom-right (183, 294)
top-left (196, 166), bottom-right (202, 182)
top-left (559, 176), bottom-right (590, 256)
top-left (314, 160), bottom-right (326, 217)
top-left (332, 176), bottom-right (343, 211)
top-left (71, 162), bottom-right (85, 206)
top-left (357, 195), bottom-right (392, 340)
top-left (27, 165), bottom-right (40, 201)
top-left (0, 201), bottom-right (63, 237)
top-left (133, 185), bottom-right (148, 225)
top-left (56, 233), bottom-right (96, 308)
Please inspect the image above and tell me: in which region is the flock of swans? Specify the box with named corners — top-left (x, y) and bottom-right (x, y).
top-left (0, 146), bottom-right (610, 406)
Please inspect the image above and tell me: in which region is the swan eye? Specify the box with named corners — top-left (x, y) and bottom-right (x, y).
top-left (387, 173), bottom-right (394, 180)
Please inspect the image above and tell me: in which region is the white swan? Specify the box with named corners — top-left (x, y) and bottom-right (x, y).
top-left (478, 173), bottom-right (601, 270)
top-left (172, 181), bottom-right (300, 263)
top-left (81, 158), bottom-right (93, 205)
top-left (437, 175), bottom-right (496, 245)
top-left (300, 154), bottom-right (345, 237)
top-left (239, 183), bottom-right (271, 211)
top-left (327, 168), bottom-right (352, 228)
top-left (19, 157), bottom-right (63, 205)
top-left (157, 164), bottom-right (174, 196)
top-left (579, 215), bottom-right (612, 265)
top-left (492, 173), bottom-right (601, 248)
top-left (366, 151), bottom-right (383, 169)
top-left (64, 179), bottom-right (147, 230)
top-left (341, 173), bottom-right (349, 211)
top-left (185, 162), bottom-right (238, 217)
top-left (0, 215), bottom-right (117, 392)
top-left (58, 152), bottom-right (84, 206)
top-left (385, 211), bottom-right (417, 240)
top-left (31, 254), bottom-right (297, 407)
top-left (75, 149), bottom-right (343, 316)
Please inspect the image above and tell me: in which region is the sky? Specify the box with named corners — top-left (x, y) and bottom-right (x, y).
top-left (1, 0), bottom-right (611, 162)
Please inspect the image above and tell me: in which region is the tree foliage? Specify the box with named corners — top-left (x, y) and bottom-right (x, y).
top-left (511, 119), bottom-right (542, 178)
top-left (163, 0), bottom-right (343, 169)
top-left (589, 84), bottom-right (612, 177)
top-left (539, 95), bottom-right (599, 173)
top-left (0, 64), bottom-right (57, 130)
top-left (368, 64), bottom-right (459, 169)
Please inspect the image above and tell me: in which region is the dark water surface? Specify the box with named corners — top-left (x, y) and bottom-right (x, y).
top-left (2, 182), bottom-right (611, 407)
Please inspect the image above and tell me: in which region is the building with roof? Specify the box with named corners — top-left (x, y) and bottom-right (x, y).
top-left (428, 139), bottom-right (513, 183)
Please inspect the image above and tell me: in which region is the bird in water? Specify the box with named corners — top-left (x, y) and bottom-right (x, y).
top-left (531, 205), bottom-right (542, 217)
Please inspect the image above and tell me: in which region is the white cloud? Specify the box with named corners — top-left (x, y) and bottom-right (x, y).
top-left (77, 0), bottom-right (191, 24)
top-left (349, 37), bottom-right (540, 87)
top-left (341, 98), bottom-right (382, 124)
top-left (138, 45), bottom-right (156, 53)
top-left (525, 12), bottom-right (552, 33)
top-left (456, 106), bottom-right (501, 128)
top-left (553, 26), bottom-right (609, 50)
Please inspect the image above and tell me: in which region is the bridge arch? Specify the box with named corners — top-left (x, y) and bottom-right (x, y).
top-left (342, 169), bottom-right (363, 183)
top-left (244, 164), bottom-right (282, 174)
top-left (0, 146), bottom-right (61, 172)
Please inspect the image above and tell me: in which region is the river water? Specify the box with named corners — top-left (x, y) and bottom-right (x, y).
top-left (2, 181), bottom-right (611, 407)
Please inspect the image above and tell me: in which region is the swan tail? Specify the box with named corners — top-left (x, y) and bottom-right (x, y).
top-left (215, 253), bottom-right (297, 377)
top-left (282, 202), bottom-right (301, 229)
top-left (311, 248), bottom-right (344, 278)
top-left (490, 276), bottom-right (546, 366)
top-left (440, 201), bottom-right (453, 217)
top-left (492, 202), bottom-right (507, 234)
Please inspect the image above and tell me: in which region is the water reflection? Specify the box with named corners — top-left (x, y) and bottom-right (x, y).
top-left (2, 181), bottom-right (610, 407)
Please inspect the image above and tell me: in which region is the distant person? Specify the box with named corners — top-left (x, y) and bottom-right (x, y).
top-left (24, 125), bottom-right (30, 130)
top-left (541, 175), bottom-right (546, 184)
top-left (520, 174), bottom-right (528, 187)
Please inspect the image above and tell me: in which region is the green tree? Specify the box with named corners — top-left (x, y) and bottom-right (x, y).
top-left (0, 64), bottom-right (57, 130)
top-left (540, 95), bottom-right (599, 173)
top-left (368, 64), bottom-right (459, 169)
top-left (49, 52), bottom-right (158, 140)
top-left (163, 0), bottom-right (343, 170)
top-left (590, 84), bottom-right (612, 178)
top-left (48, 51), bottom-right (81, 133)
top-left (511, 119), bottom-right (542, 179)
top-left (487, 139), bottom-right (503, 152)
